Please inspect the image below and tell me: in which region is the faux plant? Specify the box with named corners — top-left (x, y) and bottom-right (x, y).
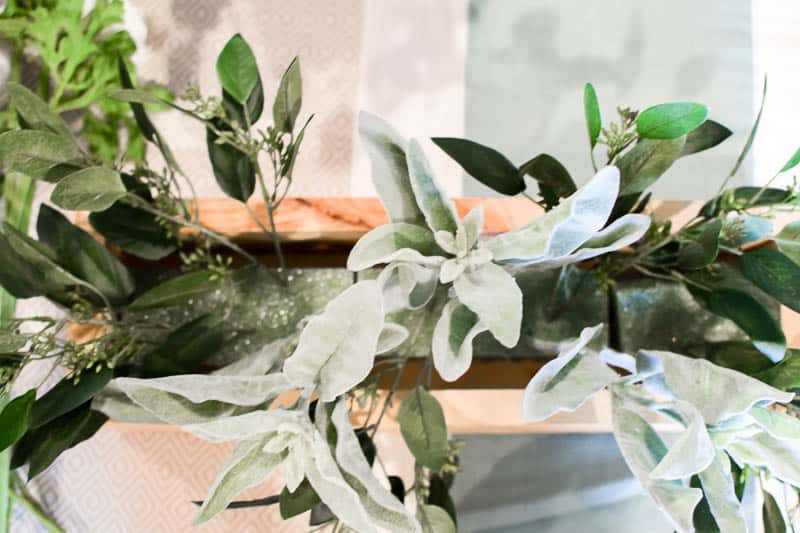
top-left (0, 31), bottom-right (800, 533)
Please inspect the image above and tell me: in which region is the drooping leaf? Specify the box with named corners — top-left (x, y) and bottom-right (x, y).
top-left (406, 139), bottom-right (459, 234)
top-left (37, 204), bottom-right (135, 305)
top-left (740, 247), bottom-right (800, 313)
top-left (206, 125), bottom-right (255, 202)
top-left (707, 289), bottom-right (785, 363)
top-left (615, 137), bottom-right (685, 205)
top-left (279, 479), bottom-right (320, 519)
top-left (762, 490), bottom-right (788, 533)
top-left (196, 436), bottom-right (282, 524)
top-left (749, 406), bottom-right (800, 441)
top-left (141, 314), bottom-right (225, 377)
top-left (636, 103), bottom-right (709, 140)
top-left (583, 83), bottom-right (602, 149)
top-left (0, 129), bottom-right (82, 181)
top-left (431, 137), bottom-right (523, 196)
top-left (376, 323), bottom-right (410, 355)
top-left (358, 112), bottom-right (425, 225)
top-left (486, 165), bottom-right (619, 262)
top-left (775, 221), bottom-right (800, 266)
top-left (128, 270), bottom-right (223, 310)
top-left (756, 350), bottom-right (800, 391)
top-left (0, 230), bottom-right (47, 298)
top-left (0, 390), bottom-right (35, 452)
top-left (7, 83), bottom-right (73, 138)
top-left (522, 325), bottom-right (614, 422)
top-left (680, 120), bottom-right (733, 157)
top-left (518, 153), bottom-right (577, 209)
top-left (649, 401), bottom-right (714, 480)
top-left (283, 281), bottom-right (384, 402)
top-left (726, 432), bottom-right (800, 487)
top-left (215, 34), bottom-right (261, 109)
top-left (273, 57), bottom-right (302, 133)
top-left (90, 202), bottom-right (177, 260)
top-left (118, 58), bottom-right (158, 143)
top-left (50, 166), bottom-right (127, 211)
top-left (346, 223), bottom-right (443, 272)
top-left (677, 219), bottom-right (722, 270)
top-left (780, 146), bottom-right (800, 173)
top-left (452, 262), bottom-right (522, 348)
top-left (29, 367), bottom-right (113, 429)
top-left (376, 262), bottom-right (438, 313)
top-left (398, 387), bottom-right (449, 471)
top-left (432, 300), bottom-right (486, 382)
top-left (697, 451), bottom-right (747, 533)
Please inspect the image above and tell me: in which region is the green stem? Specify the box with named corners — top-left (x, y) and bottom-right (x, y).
top-left (9, 473), bottom-right (64, 533)
top-left (0, 395), bottom-right (9, 533)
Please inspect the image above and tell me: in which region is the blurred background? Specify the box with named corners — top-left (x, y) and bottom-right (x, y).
top-left (8, 1), bottom-right (800, 531)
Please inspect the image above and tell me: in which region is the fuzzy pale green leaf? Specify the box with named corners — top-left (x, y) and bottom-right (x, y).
top-left (432, 300), bottom-right (486, 382)
top-left (406, 139), bottom-right (459, 234)
top-left (452, 262), bottom-right (521, 347)
top-left (346, 223), bottom-right (443, 271)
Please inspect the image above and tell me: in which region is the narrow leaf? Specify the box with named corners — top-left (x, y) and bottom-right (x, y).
top-left (129, 270), bottom-right (223, 310)
top-left (0, 390), bottom-right (35, 452)
top-left (29, 368), bottom-right (113, 429)
top-left (584, 83), bottom-right (602, 148)
top-left (680, 120), bottom-right (733, 157)
top-left (273, 57), bottom-right (302, 133)
top-left (431, 137), bottom-right (523, 196)
top-left (141, 314), bottom-right (225, 377)
top-left (398, 387), bottom-right (449, 471)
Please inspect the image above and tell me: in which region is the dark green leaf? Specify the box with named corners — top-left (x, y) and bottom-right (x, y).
top-left (192, 495), bottom-right (280, 509)
top-left (584, 83), bottom-right (602, 148)
top-left (109, 88), bottom-right (165, 106)
top-left (37, 205), bottom-right (134, 305)
top-left (780, 146), bottom-right (800, 173)
top-left (707, 342), bottom-right (774, 375)
top-left (280, 115), bottom-right (313, 180)
top-left (677, 219), bottom-right (722, 270)
top-left (0, 390), bottom-right (35, 452)
top-left (29, 368), bottom-right (113, 429)
top-left (680, 120), bottom-right (732, 157)
top-left (427, 474), bottom-right (457, 526)
top-left (279, 479), bottom-right (320, 519)
top-left (708, 289), bottom-right (786, 363)
top-left (309, 503), bottom-right (334, 526)
top-left (273, 57), bottom-right (302, 133)
top-left (432, 137), bottom-right (523, 195)
top-left (699, 186), bottom-right (791, 218)
top-left (129, 270), bottom-right (223, 310)
top-left (398, 386), bottom-right (449, 471)
top-left (728, 77), bottom-right (767, 179)
top-left (636, 102), bottom-right (709, 139)
top-left (775, 221), bottom-right (800, 266)
top-left (356, 427), bottom-right (376, 467)
top-left (518, 153), bottom-right (577, 209)
top-left (7, 83), bottom-right (73, 138)
top-left (740, 248), bottom-right (800, 313)
top-left (206, 125), bottom-right (255, 202)
top-left (216, 34), bottom-right (262, 110)
top-left (388, 476), bottom-right (405, 503)
top-left (757, 349), bottom-right (800, 390)
top-left (118, 58), bottom-right (157, 143)
top-left (90, 203), bottom-right (177, 260)
top-left (0, 130), bottom-right (82, 181)
top-left (51, 166), bottom-right (127, 211)
top-left (24, 404), bottom-right (107, 479)
top-left (0, 231), bottom-right (47, 298)
top-left (763, 490), bottom-right (787, 533)
top-left (141, 313), bottom-right (225, 377)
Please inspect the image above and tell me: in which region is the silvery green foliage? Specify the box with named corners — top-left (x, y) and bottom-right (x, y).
top-left (521, 330), bottom-right (799, 533)
top-left (350, 113), bottom-right (650, 382)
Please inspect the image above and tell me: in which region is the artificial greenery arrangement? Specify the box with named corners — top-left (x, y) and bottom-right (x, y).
top-left (1, 31), bottom-right (800, 533)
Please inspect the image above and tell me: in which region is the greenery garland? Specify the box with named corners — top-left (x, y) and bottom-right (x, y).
top-left (1, 31), bottom-right (800, 533)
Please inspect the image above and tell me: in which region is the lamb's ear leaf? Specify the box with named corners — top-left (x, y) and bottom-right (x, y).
top-left (398, 387), bottom-right (449, 471)
top-left (196, 436), bottom-right (282, 524)
top-left (452, 262), bottom-right (522, 348)
top-left (749, 406), bottom-right (800, 440)
top-left (406, 139), bottom-right (459, 234)
top-left (358, 111), bottom-right (425, 225)
top-left (612, 406), bottom-right (702, 533)
top-left (649, 401), bottom-right (715, 480)
top-left (273, 57), bottom-right (301, 133)
top-left (680, 120), bottom-right (732, 157)
top-left (486, 166), bottom-right (619, 262)
top-left (431, 137), bottom-right (524, 196)
top-left (115, 374), bottom-right (291, 407)
top-left (726, 432), bottom-right (800, 487)
top-left (283, 281), bottom-right (384, 402)
top-left (697, 450), bottom-right (748, 533)
top-left (346, 223), bottom-right (442, 272)
top-left (522, 325), bottom-right (612, 422)
top-left (377, 262), bottom-right (438, 314)
top-left (376, 323), bottom-right (409, 355)
top-left (645, 350), bottom-right (794, 425)
top-left (432, 300), bottom-right (486, 382)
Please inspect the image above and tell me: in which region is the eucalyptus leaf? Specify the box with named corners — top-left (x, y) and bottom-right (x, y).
top-left (756, 350), bottom-right (800, 391)
top-left (7, 83), bottom-right (73, 138)
top-left (697, 451), bottom-right (747, 533)
top-left (90, 202), bottom-right (177, 260)
top-left (780, 146), bottom-right (800, 173)
top-left (775, 221), bottom-right (800, 266)
top-left (196, 436), bottom-right (282, 524)
top-left (215, 34), bottom-right (261, 107)
top-left (29, 367), bottom-right (112, 429)
top-left (398, 387), bottom-right (448, 471)
top-left (141, 314), bottom-right (225, 377)
top-left (0, 230), bottom-right (47, 298)
top-left (50, 166), bottom-right (127, 211)
top-left (452, 262), bottom-right (521, 348)
top-left (431, 137), bottom-right (523, 196)
top-left (522, 325), bottom-right (614, 422)
top-left (728, 77), bottom-right (767, 181)
top-left (0, 129), bottom-right (82, 181)
top-left (118, 58), bottom-right (158, 144)
top-left (740, 247), bottom-right (800, 313)
top-left (129, 270), bottom-right (223, 310)
top-left (283, 281), bottom-right (384, 402)
top-left (419, 504), bottom-right (456, 533)
top-left (358, 112), bottom-right (424, 225)
top-left (518, 153), bottom-right (577, 207)
top-left (707, 289), bottom-right (785, 363)
top-left (677, 219), bottom-right (722, 270)
top-left (346, 223), bottom-right (443, 272)
top-left (37, 204), bottom-right (135, 305)
top-left (273, 57), bottom-right (302, 133)
top-left (0, 390), bottom-right (35, 452)
top-left (584, 83), bottom-right (602, 149)
top-left (680, 120), bottom-right (733, 157)
top-left (406, 139), bottom-right (459, 234)
top-left (616, 137), bottom-right (685, 198)
top-left (636, 103), bottom-right (709, 140)
top-left (206, 126), bottom-right (255, 202)
top-left (432, 300), bottom-right (486, 382)
top-left (109, 88), bottom-right (165, 106)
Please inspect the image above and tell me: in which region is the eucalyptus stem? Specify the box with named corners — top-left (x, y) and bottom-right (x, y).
top-left (0, 395), bottom-right (9, 533)
top-left (8, 473), bottom-right (63, 533)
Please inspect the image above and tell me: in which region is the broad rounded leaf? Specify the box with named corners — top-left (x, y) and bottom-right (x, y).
top-left (216, 34), bottom-right (261, 105)
top-left (707, 289), bottom-right (785, 363)
top-left (432, 300), bottom-right (487, 382)
top-left (677, 219), bottom-right (722, 270)
top-left (406, 139), bottom-right (459, 234)
top-left (7, 83), bottom-right (72, 138)
top-left (452, 262), bottom-right (522, 347)
top-left (636, 102), bottom-right (709, 139)
top-left (740, 247), bottom-right (800, 313)
top-left (431, 137), bottom-right (523, 196)
top-left (775, 221), bottom-right (800, 266)
top-left (617, 137), bottom-right (686, 199)
top-left (347, 223), bottom-right (442, 271)
top-left (51, 166), bottom-right (127, 211)
top-left (583, 83), bottom-right (602, 148)
top-left (206, 127), bottom-right (255, 202)
top-left (398, 387), bottom-right (449, 471)
top-left (283, 281), bottom-right (384, 402)
top-left (0, 390), bottom-right (35, 452)
top-left (0, 129), bottom-right (81, 181)
top-left (518, 153), bottom-right (577, 206)
top-left (89, 202), bottom-right (177, 260)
